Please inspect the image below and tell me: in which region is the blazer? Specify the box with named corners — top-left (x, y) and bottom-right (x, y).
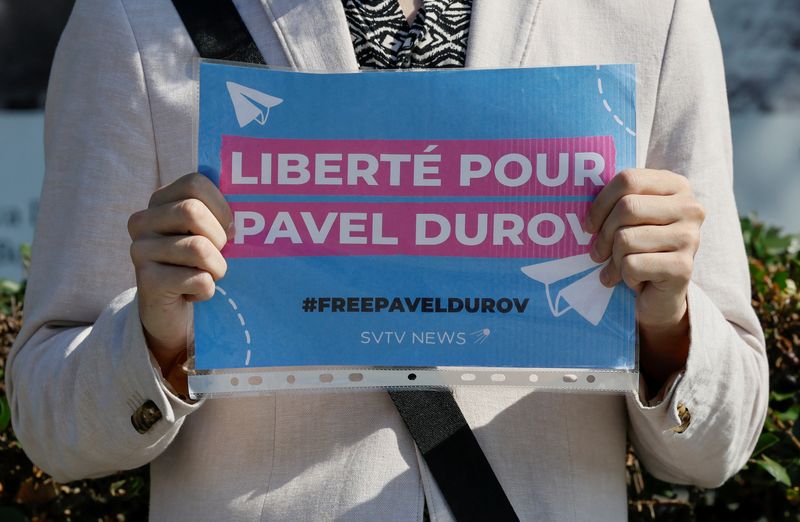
top-left (6, 0), bottom-right (769, 520)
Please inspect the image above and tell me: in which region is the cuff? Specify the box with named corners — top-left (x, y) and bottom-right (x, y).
top-left (624, 281), bottom-right (733, 486)
top-left (116, 289), bottom-right (204, 435)
top-left (146, 350), bottom-right (203, 408)
top-left (637, 370), bottom-right (684, 408)
top-left (627, 281), bottom-right (709, 434)
top-left (628, 282), bottom-right (727, 433)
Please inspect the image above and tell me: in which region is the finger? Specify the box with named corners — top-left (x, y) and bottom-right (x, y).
top-left (148, 173), bottom-right (233, 233)
top-left (584, 169), bottom-right (690, 233)
top-left (131, 235), bottom-right (227, 281)
top-left (128, 199), bottom-right (228, 249)
top-left (137, 262), bottom-right (217, 302)
top-left (600, 224), bottom-right (697, 286)
top-left (590, 195), bottom-right (689, 262)
top-left (617, 252), bottom-right (693, 292)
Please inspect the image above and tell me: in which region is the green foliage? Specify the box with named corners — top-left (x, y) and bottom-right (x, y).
top-left (628, 217), bottom-right (800, 521)
top-left (0, 249), bottom-right (147, 521)
top-left (0, 220), bottom-right (798, 520)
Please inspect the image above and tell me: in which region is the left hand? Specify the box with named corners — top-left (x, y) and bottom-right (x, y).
top-left (584, 168), bottom-right (704, 327)
top-left (583, 169), bottom-right (705, 388)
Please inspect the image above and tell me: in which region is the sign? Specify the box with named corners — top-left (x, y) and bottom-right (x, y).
top-left (190, 61), bottom-right (638, 395)
top-left (0, 111), bottom-right (43, 281)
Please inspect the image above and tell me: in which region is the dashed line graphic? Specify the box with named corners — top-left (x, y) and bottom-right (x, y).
top-left (215, 285), bottom-right (252, 366)
top-left (596, 65), bottom-right (636, 137)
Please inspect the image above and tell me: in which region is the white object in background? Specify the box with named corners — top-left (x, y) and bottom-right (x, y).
top-left (520, 253), bottom-right (613, 326)
top-left (0, 110), bottom-right (45, 281)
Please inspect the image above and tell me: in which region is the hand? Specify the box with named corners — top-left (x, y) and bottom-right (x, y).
top-left (583, 169), bottom-right (705, 391)
top-left (128, 173), bottom-right (233, 394)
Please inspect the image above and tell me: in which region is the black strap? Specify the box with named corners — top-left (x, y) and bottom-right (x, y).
top-left (172, 0), bottom-right (265, 65)
top-left (170, 2), bottom-right (518, 519)
top-left (389, 390), bottom-right (519, 521)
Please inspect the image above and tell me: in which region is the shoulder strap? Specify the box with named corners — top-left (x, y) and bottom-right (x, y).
top-left (170, 2), bottom-right (518, 519)
top-left (390, 390), bottom-right (519, 521)
top-left (171, 0), bottom-right (265, 65)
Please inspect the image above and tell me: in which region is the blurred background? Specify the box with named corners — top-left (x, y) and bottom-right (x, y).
top-left (0, 1), bottom-right (798, 521)
top-left (0, 0), bottom-right (799, 280)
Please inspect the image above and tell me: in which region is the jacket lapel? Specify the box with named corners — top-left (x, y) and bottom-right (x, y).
top-left (465, 0), bottom-right (543, 68)
top-left (259, 0), bottom-right (360, 71)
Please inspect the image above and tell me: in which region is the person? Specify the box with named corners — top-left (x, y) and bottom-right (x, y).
top-left (6, 0), bottom-right (769, 520)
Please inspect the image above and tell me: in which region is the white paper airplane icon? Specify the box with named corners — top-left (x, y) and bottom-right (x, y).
top-left (520, 253), bottom-right (614, 326)
top-left (226, 81), bottom-right (283, 128)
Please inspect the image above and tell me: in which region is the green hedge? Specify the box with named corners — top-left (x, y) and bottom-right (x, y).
top-left (628, 217), bottom-right (800, 521)
top-left (1, 219), bottom-right (798, 521)
top-left (0, 247), bottom-right (148, 522)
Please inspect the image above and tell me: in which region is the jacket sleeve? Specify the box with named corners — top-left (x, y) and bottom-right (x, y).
top-left (4, 0), bottom-right (202, 483)
top-left (625, 0), bottom-right (769, 488)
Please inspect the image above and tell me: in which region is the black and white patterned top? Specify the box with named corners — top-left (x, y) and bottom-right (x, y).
top-left (341, 0), bottom-right (472, 69)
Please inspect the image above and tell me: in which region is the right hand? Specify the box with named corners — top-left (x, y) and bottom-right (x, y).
top-left (128, 173), bottom-right (233, 387)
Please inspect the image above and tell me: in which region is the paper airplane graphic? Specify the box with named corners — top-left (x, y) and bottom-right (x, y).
top-left (226, 81), bottom-right (283, 127)
top-left (520, 254), bottom-right (614, 326)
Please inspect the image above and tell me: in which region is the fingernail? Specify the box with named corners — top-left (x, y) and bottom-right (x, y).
top-left (582, 216), bottom-right (594, 233)
top-left (589, 243), bottom-right (600, 262)
top-left (226, 222), bottom-right (236, 240)
top-left (599, 267), bottom-right (611, 287)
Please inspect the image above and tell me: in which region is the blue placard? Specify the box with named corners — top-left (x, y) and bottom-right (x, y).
top-left (194, 61), bottom-right (637, 374)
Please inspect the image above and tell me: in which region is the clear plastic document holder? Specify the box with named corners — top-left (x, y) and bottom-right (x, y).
top-left (187, 60), bottom-right (640, 398)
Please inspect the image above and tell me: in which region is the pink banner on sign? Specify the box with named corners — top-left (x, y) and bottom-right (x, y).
top-left (219, 136), bottom-right (615, 197)
top-left (224, 201), bottom-right (593, 259)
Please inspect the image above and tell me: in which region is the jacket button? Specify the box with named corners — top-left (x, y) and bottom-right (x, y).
top-left (671, 402), bottom-right (691, 433)
top-left (131, 400), bottom-right (163, 434)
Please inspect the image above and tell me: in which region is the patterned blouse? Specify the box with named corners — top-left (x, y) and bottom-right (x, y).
top-left (341, 0), bottom-right (473, 69)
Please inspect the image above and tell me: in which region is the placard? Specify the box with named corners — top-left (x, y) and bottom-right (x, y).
top-left (189, 61), bottom-right (638, 396)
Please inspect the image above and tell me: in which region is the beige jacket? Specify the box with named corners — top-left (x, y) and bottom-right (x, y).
top-left (7, 0), bottom-right (769, 520)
